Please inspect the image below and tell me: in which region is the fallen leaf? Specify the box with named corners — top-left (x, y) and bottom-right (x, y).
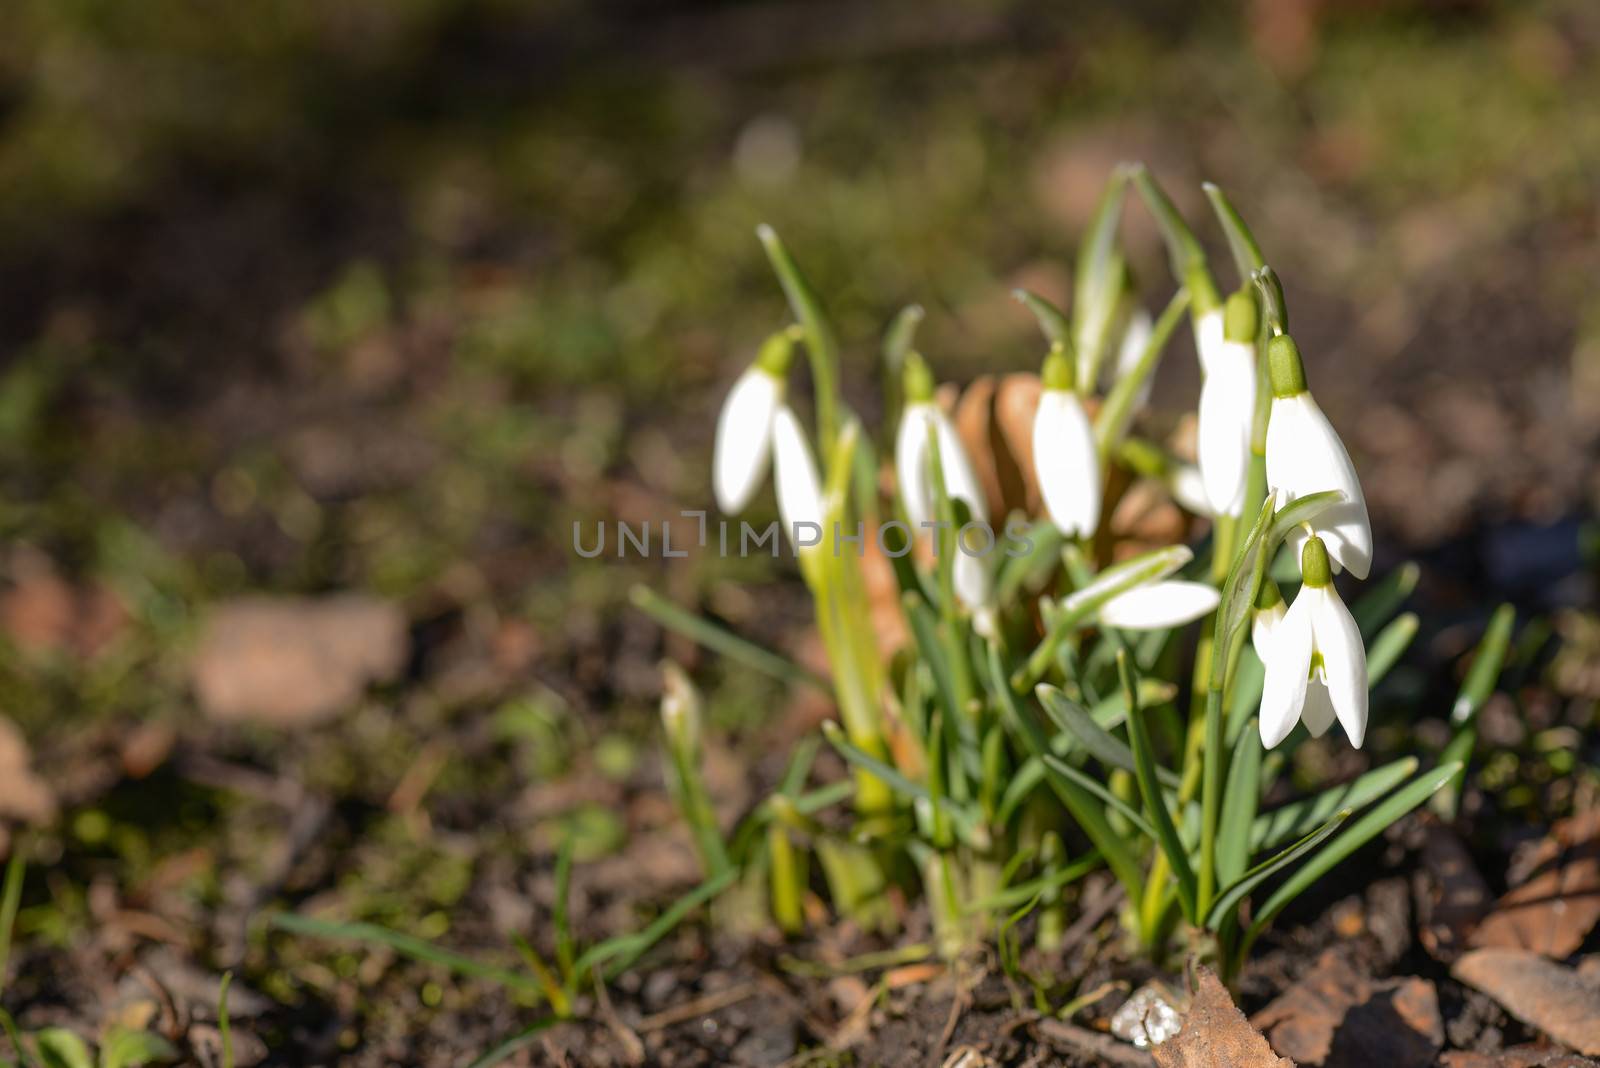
top-left (1471, 810), bottom-right (1600, 958)
top-left (191, 595), bottom-right (408, 726)
top-left (1252, 949), bottom-right (1442, 1067)
top-left (1152, 965), bottom-right (1291, 1068)
top-left (1453, 948), bottom-right (1600, 1056)
top-left (0, 715), bottom-right (57, 824)
top-left (1415, 820), bottom-right (1493, 962)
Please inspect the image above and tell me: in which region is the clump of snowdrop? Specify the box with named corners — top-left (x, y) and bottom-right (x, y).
top-left (641, 166), bottom-right (1477, 982)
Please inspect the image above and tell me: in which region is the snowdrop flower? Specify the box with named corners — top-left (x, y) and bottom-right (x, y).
top-left (1096, 580), bottom-right (1220, 631)
top-left (1059, 545), bottom-right (1220, 631)
top-left (1265, 334), bottom-right (1373, 580)
top-left (1032, 343), bottom-right (1101, 538)
top-left (1110, 306), bottom-right (1154, 412)
top-left (1251, 579), bottom-right (1287, 659)
top-left (771, 405), bottom-right (823, 553)
top-left (1167, 463), bottom-right (1212, 518)
top-left (1259, 536), bottom-right (1368, 749)
top-left (953, 538), bottom-right (997, 638)
top-left (1193, 290), bottom-right (1258, 517)
top-left (895, 353), bottom-right (987, 530)
top-left (712, 331), bottom-right (794, 514)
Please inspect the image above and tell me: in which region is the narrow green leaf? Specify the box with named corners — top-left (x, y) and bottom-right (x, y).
top-left (0, 846), bottom-right (23, 998)
top-left (756, 225), bottom-right (840, 446)
top-left (881, 304), bottom-right (925, 432)
top-left (1206, 811), bottom-right (1347, 930)
top-left (465, 1019), bottom-right (560, 1068)
top-left (994, 520), bottom-right (1064, 603)
top-left (1250, 265), bottom-right (1289, 335)
top-left (0, 1007), bottom-right (34, 1068)
top-left (1452, 604), bottom-right (1516, 726)
top-left (1011, 289), bottom-right (1070, 347)
top-left (1265, 490), bottom-right (1345, 550)
top-left (1351, 562), bottom-right (1420, 637)
top-left (1042, 755), bottom-right (1157, 841)
top-left (1214, 722), bottom-right (1263, 889)
top-left (1119, 652), bottom-right (1197, 922)
top-left (553, 833), bottom-right (575, 979)
top-left (989, 645), bottom-right (1144, 898)
top-left (573, 867), bottom-right (738, 980)
top-left (1201, 181), bottom-right (1266, 281)
top-left (1074, 170), bottom-right (1131, 378)
top-left (819, 722), bottom-right (982, 843)
top-left (218, 972), bottom-right (233, 1068)
top-left (967, 852), bottom-right (1101, 913)
top-left (271, 913), bottom-right (545, 994)
top-left (1250, 757), bottom-right (1417, 853)
top-left (628, 586), bottom-right (829, 693)
top-left (1366, 612), bottom-right (1419, 686)
top-left (1095, 286), bottom-right (1191, 454)
top-left (1245, 763), bottom-right (1461, 953)
top-left (1128, 164), bottom-right (1205, 279)
top-left (1036, 685), bottom-right (1180, 790)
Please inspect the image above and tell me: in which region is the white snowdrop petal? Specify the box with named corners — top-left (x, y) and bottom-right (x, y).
top-left (1111, 307), bottom-right (1155, 408)
top-left (1193, 308), bottom-right (1226, 376)
top-left (953, 545), bottom-right (992, 615)
top-left (1301, 680), bottom-right (1338, 738)
top-left (1312, 586), bottom-right (1369, 749)
top-left (1259, 592), bottom-right (1315, 749)
top-left (1170, 464), bottom-right (1213, 517)
top-left (772, 406), bottom-right (824, 549)
top-left (713, 368), bottom-right (780, 513)
top-left (1097, 581), bottom-right (1220, 630)
top-left (1252, 601), bottom-right (1287, 659)
top-left (1033, 389), bottom-right (1101, 537)
top-left (1267, 394), bottom-right (1373, 580)
top-left (933, 409), bottom-right (989, 524)
top-left (1198, 344), bottom-right (1256, 515)
top-left (895, 404), bottom-right (935, 529)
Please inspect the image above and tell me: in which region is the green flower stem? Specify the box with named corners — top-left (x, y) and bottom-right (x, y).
top-left (1094, 287), bottom-right (1191, 459)
top-left (758, 225), bottom-right (841, 452)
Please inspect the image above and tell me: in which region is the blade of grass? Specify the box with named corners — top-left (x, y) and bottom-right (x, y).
top-left (0, 1006), bottom-right (36, 1068)
top-left (821, 722), bottom-right (983, 843)
top-left (0, 846), bottom-right (24, 998)
top-left (1436, 604), bottom-right (1516, 818)
top-left (629, 586), bottom-right (828, 693)
top-left (1205, 811), bottom-right (1347, 930)
top-left (1042, 755), bottom-right (1157, 841)
top-left (1037, 684), bottom-right (1181, 790)
top-left (1242, 762), bottom-right (1462, 957)
top-left (1011, 289), bottom-right (1070, 346)
top-left (1250, 757), bottom-right (1417, 853)
top-left (990, 644), bottom-right (1144, 898)
top-left (1201, 181), bottom-right (1266, 281)
top-left (269, 913), bottom-right (544, 995)
top-left (219, 972), bottom-right (234, 1068)
top-left (1366, 612), bottom-right (1418, 686)
top-left (465, 1018), bottom-right (560, 1068)
top-left (573, 868), bottom-right (738, 980)
top-left (1214, 722), bottom-right (1263, 889)
top-left (967, 852), bottom-right (1102, 913)
top-left (1350, 562), bottom-right (1419, 637)
top-left (1119, 651), bottom-right (1197, 923)
top-left (757, 225), bottom-right (840, 447)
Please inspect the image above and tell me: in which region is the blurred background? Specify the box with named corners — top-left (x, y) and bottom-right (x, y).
top-left (0, 0), bottom-right (1597, 1058)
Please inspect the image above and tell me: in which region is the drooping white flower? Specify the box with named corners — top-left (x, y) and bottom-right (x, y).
top-left (1168, 463), bottom-right (1212, 518)
top-left (1251, 584), bottom-right (1287, 659)
top-left (713, 334), bottom-right (794, 513)
top-left (1110, 306), bottom-right (1155, 412)
top-left (771, 405), bottom-right (823, 552)
top-left (1056, 544), bottom-right (1221, 632)
top-left (1097, 580), bottom-right (1220, 630)
top-left (895, 359), bottom-right (987, 531)
top-left (1264, 334), bottom-right (1373, 580)
top-left (1259, 536), bottom-right (1368, 749)
top-left (1193, 294), bottom-right (1258, 517)
top-left (953, 538), bottom-right (996, 637)
top-left (1032, 346), bottom-right (1100, 538)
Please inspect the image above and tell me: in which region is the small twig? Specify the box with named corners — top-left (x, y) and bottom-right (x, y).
top-left (1035, 1019), bottom-right (1155, 1067)
top-left (635, 983), bottom-right (757, 1032)
top-left (591, 967), bottom-right (646, 1065)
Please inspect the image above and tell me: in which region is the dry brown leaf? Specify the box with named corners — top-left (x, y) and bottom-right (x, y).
top-left (191, 595), bottom-right (408, 726)
top-left (1151, 965), bottom-right (1292, 1068)
top-left (1252, 949), bottom-right (1442, 1068)
top-left (1416, 820), bottom-right (1494, 963)
top-left (1453, 948), bottom-right (1600, 1056)
top-left (1471, 809), bottom-right (1600, 958)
